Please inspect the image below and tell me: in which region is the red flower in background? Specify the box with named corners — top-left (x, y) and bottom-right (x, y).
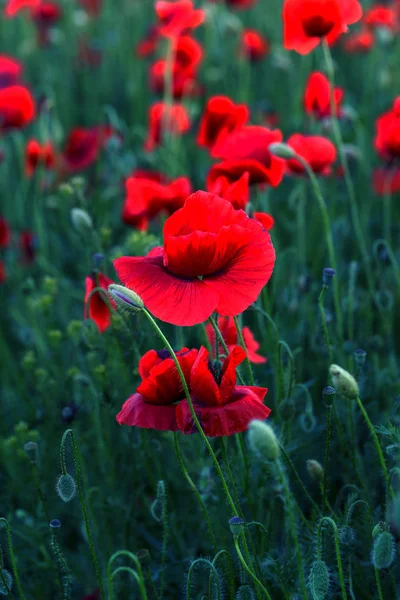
top-left (155, 0), bottom-right (204, 37)
top-left (31, 1), bottom-right (62, 26)
top-left (79, 0), bottom-right (102, 17)
top-left (0, 55), bottom-right (23, 88)
top-left (20, 231), bottom-right (36, 264)
top-left (81, 590), bottom-right (100, 600)
top-left (208, 172), bottom-right (249, 210)
top-left (150, 36), bottom-right (203, 98)
top-left (286, 134), bottom-right (337, 175)
top-left (197, 96), bottom-right (249, 152)
top-left (342, 28), bottom-right (374, 53)
top-left (283, 0), bottom-right (363, 55)
top-left (4, 0), bottom-right (40, 17)
top-left (375, 98), bottom-right (400, 160)
top-left (0, 86), bottom-right (35, 131)
top-left (373, 167), bottom-right (400, 195)
top-left (0, 262), bottom-right (6, 283)
top-left (0, 217), bottom-right (11, 248)
top-left (62, 126), bottom-right (112, 172)
top-left (122, 175), bottom-right (192, 230)
top-left (84, 272), bottom-right (115, 333)
top-left (25, 140), bottom-right (55, 177)
top-left (144, 102), bottom-right (191, 151)
top-left (176, 346), bottom-right (270, 437)
top-left (206, 316), bottom-right (267, 364)
top-left (136, 26), bottom-right (160, 58)
top-left (304, 72), bottom-right (344, 120)
top-left (364, 5), bottom-right (398, 31)
top-left (241, 30), bottom-right (270, 61)
top-left (253, 211), bottom-right (275, 230)
top-left (114, 192), bottom-right (275, 326)
top-left (117, 347), bottom-right (198, 430)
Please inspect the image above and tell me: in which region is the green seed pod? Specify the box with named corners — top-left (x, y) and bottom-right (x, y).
top-left (108, 284), bottom-right (144, 314)
top-left (56, 474), bottom-right (77, 503)
top-left (329, 364), bottom-right (359, 399)
top-left (268, 142), bottom-right (296, 159)
top-left (229, 516), bottom-right (245, 538)
top-left (309, 560), bottom-right (330, 600)
top-left (0, 569), bottom-right (13, 595)
top-left (371, 531), bottom-right (395, 569)
top-left (248, 420), bottom-right (280, 461)
top-left (236, 584), bottom-right (256, 599)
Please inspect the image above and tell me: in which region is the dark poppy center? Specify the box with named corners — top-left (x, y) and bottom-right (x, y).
top-left (302, 15), bottom-right (335, 38)
top-left (208, 360), bottom-right (223, 385)
top-left (156, 349), bottom-right (172, 360)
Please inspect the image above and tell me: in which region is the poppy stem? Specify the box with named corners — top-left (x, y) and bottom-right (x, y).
top-left (316, 517), bottom-right (348, 600)
top-left (322, 404), bottom-right (332, 512)
top-left (0, 519), bottom-right (25, 600)
top-left (233, 316), bottom-right (255, 386)
top-left (208, 315), bottom-right (246, 385)
top-left (233, 537), bottom-right (273, 600)
top-left (318, 286), bottom-right (333, 366)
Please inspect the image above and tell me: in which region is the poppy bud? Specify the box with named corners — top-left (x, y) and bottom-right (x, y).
top-left (108, 284), bottom-right (144, 314)
top-left (24, 441), bottom-right (38, 462)
top-left (268, 142), bottom-right (296, 159)
top-left (308, 560), bottom-right (330, 600)
top-left (372, 522), bottom-right (386, 539)
top-left (0, 569), bottom-right (13, 595)
top-left (371, 531), bottom-right (395, 569)
top-left (229, 516), bottom-right (245, 538)
top-left (71, 208), bottom-right (93, 232)
top-left (306, 459), bottom-right (324, 483)
top-left (56, 474), bottom-right (77, 502)
top-left (248, 420), bottom-right (280, 461)
top-left (329, 365), bottom-right (359, 399)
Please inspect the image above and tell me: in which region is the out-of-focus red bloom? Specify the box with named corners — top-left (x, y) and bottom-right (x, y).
top-left (0, 55), bottom-right (23, 89)
top-left (208, 172), bottom-right (249, 210)
top-left (253, 211), bottom-right (275, 230)
top-left (144, 102), bottom-right (191, 151)
top-left (31, 1), bottom-right (61, 26)
top-left (210, 126), bottom-right (286, 187)
top-left (0, 262), bottom-right (6, 283)
top-left (0, 86), bottom-right (35, 131)
top-left (25, 140), bottom-right (55, 177)
top-left (82, 590), bottom-right (100, 600)
top-left (136, 26), bottom-right (160, 58)
top-left (117, 347), bottom-right (199, 430)
top-left (342, 28), bottom-right (374, 52)
top-left (197, 96), bottom-right (249, 152)
top-left (286, 134), bottom-right (337, 175)
top-left (373, 167), bottom-right (400, 195)
top-left (4, 0), bottom-right (40, 17)
top-left (20, 231), bottom-right (36, 264)
top-left (241, 30), bottom-right (269, 61)
top-left (0, 217), bottom-right (11, 248)
top-left (375, 98), bottom-right (400, 160)
top-left (155, 0), bottom-right (204, 37)
top-left (79, 0), bottom-right (102, 17)
top-left (62, 127), bottom-right (111, 172)
top-left (150, 36), bottom-right (203, 98)
top-left (176, 346), bottom-right (270, 437)
top-left (283, 0), bottom-right (363, 55)
top-left (78, 40), bottom-right (103, 68)
top-left (114, 191), bottom-right (275, 326)
top-left (122, 175), bottom-right (192, 230)
top-left (304, 72), bottom-right (344, 120)
top-left (84, 272), bottom-right (115, 333)
top-left (364, 5), bottom-right (398, 31)
top-left (206, 316), bottom-right (266, 364)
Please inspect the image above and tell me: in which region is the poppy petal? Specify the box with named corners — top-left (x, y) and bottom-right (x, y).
top-left (117, 393), bottom-right (179, 430)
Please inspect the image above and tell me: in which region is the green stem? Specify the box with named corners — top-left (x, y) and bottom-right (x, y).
top-left (233, 538), bottom-right (273, 600)
top-left (319, 286), bottom-right (333, 365)
top-left (279, 444), bottom-right (321, 516)
top-left (107, 551), bottom-right (147, 600)
top-left (0, 519), bottom-right (25, 600)
top-left (233, 316), bottom-right (255, 386)
top-left (322, 405), bottom-right (332, 511)
top-left (317, 517), bottom-right (347, 600)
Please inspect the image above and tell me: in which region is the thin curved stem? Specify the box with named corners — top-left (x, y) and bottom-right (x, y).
top-left (233, 538), bottom-right (273, 600)
top-left (317, 517), bottom-right (347, 600)
top-left (0, 519), bottom-right (25, 600)
top-left (322, 405), bottom-right (332, 511)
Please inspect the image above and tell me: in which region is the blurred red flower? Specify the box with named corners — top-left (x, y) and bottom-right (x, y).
top-left (79, 0), bottom-right (102, 17)
top-left (253, 211), bottom-right (275, 230)
top-left (375, 98), bottom-right (400, 160)
top-left (283, 0), bottom-right (362, 54)
top-left (208, 172), bottom-right (249, 210)
top-left (0, 55), bottom-right (23, 88)
top-left (206, 316), bottom-right (266, 363)
top-left (25, 140), bottom-right (55, 177)
top-left (84, 272), bottom-right (115, 333)
top-left (241, 30), bottom-right (269, 61)
top-left (114, 191), bottom-right (275, 326)
top-left (122, 175), bottom-right (192, 230)
top-left (373, 167), bottom-right (400, 195)
top-left (304, 72), bottom-right (344, 120)
top-left (197, 96), bottom-right (249, 152)
top-left (31, 1), bottom-right (61, 26)
top-left (62, 126), bottom-right (112, 172)
top-left (176, 346), bottom-right (270, 437)
top-left (155, 0), bottom-right (204, 37)
top-left (342, 28), bottom-right (374, 52)
top-left (117, 347), bottom-right (199, 430)
top-left (144, 102), bottom-right (191, 151)
top-left (0, 217), bottom-right (11, 248)
top-left (364, 5), bottom-right (398, 31)
top-left (20, 231), bottom-right (36, 264)
top-left (0, 86), bottom-right (35, 131)
top-left (136, 26), bottom-right (160, 58)
top-left (0, 262), bottom-right (6, 283)
top-left (286, 134), bottom-right (337, 175)
top-left (4, 0), bottom-right (40, 17)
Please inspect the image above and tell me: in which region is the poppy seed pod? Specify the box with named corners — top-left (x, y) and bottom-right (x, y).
top-left (108, 284), bottom-right (144, 315)
top-left (329, 364), bottom-right (359, 399)
top-left (248, 419), bottom-right (280, 460)
top-left (268, 142), bottom-right (297, 159)
top-left (306, 459), bottom-right (324, 483)
top-left (228, 516), bottom-right (245, 537)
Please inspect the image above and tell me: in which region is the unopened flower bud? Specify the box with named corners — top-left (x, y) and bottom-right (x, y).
top-left (268, 142), bottom-right (296, 159)
top-left (329, 365), bottom-right (359, 399)
top-left (229, 516), bottom-right (245, 538)
top-left (248, 420), bottom-right (280, 461)
top-left (108, 284), bottom-right (144, 314)
top-left (372, 522), bottom-right (386, 539)
top-left (71, 208), bottom-right (93, 232)
top-left (306, 459), bottom-right (324, 483)
top-left (354, 348), bottom-right (367, 366)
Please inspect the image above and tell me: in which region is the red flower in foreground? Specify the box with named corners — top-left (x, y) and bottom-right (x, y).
top-left (208, 172), bottom-right (250, 210)
top-left (0, 86), bottom-right (35, 131)
top-left (84, 272), bottom-right (115, 333)
top-left (241, 30), bottom-right (269, 61)
top-left (117, 347), bottom-right (198, 430)
top-left (176, 346), bottom-right (270, 437)
top-left (364, 5), bottom-right (398, 31)
top-left (0, 217), bottom-right (11, 248)
top-left (4, 0), bottom-right (40, 17)
top-left (122, 175), bottom-right (192, 230)
top-left (375, 98), bottom-right (400, 161)
top-left (286, 134), bottom-right (337, 175)
top-left (197, 96), bottom-right (249, 152)
top-left (206, 316), bottom-right (266, 364)
top-left (304, 72), bottom-right (344, 120)
top-left (114, 191), bottom-right (275, 326)
top-left (342, 28), bottom-right (374, 53)
top-left (0, 55), bottom-right (23, 88)
top-left (144, 102), bottom-right (191, 151)
top-left (373, 168), bottom-right (400, 195)
top-left (25, 140), bottom-right (55, 177)
top-left (283, 0), bottom-right (362, 55)
top-left (155, 0), bottom-right (204, 37)
top-left (253, 211), bottom-right (275, 230)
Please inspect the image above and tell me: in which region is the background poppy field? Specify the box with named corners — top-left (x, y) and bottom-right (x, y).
top-left (2, 0), bottom-right (400, 598)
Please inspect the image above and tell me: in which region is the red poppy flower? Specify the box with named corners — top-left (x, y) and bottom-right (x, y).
top-left (197, 96), bottom-right (249, 152)
top-left (78, 40), bottom-right (103, 68)
top-left (283, 0), bottom-right (363, 55)
top-left (0, 55), bottom-right (23, 89)
top-left (0, 261), bottom-right (6, 283)
top-left (373, 167), bottom-right (400, 195)
top-left (286, 134), bottom-right (337, 175)
top-left (211, 126), bottom-right (286, 187)
top-left (241, 30), bottom-right (270, 61)
top-left (31, 1), bottom-right (62, 26)
top-left (82, 590), bottom-right (100, 600)
top-left (342, 28), bottom-right (374, 52)
top-left (0, 217), bottom-right (11, 248)
top-left (25, 140), bottom-right (55, 177)
top-left (79, 0), bottom-right (102, 17)
top-left (122, 175), bottom-right (192, 230)
top-left (0, 86), bottom-right (35, 131)
top-left (136, 26), bottom-right (160, 58)
top-left (62, 127), bottom-right (105, 172)
top-left (206, 316), bottom-right (266, 364)
top-left (304, 72), bottom-right (344, 120)
top-left (364, 5), bottom-right (398, 31)
top-left (84, 272), bottom-right (115, 333)
top-left (117, 347), bottom-right (199, 430)
top-left (176, 346), bottom-right (270, 437)
top-left (132, 169), bottom-right (169, 184)
top-left (155, 0), bottom-right (204, 37)
top-left (375, 99), bottom-right (400, 160)
top-left (208, 172), bottom-right (249, 210)
top-left (144, 102), bottom-right (191, 151)
top-left (114, 191), bottom-right (275, 326)
top-left (20, 231), bottom-right (36, 264)
top-left (4, 0), bottom-right (40, 17)
top-left (253, 212), bottom-right (275, 230)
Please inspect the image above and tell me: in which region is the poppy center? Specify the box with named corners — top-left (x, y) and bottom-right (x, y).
top-left (209, 360), bottom-right (223, 385)
top-left (302, 15), bottom-right (335, 38)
